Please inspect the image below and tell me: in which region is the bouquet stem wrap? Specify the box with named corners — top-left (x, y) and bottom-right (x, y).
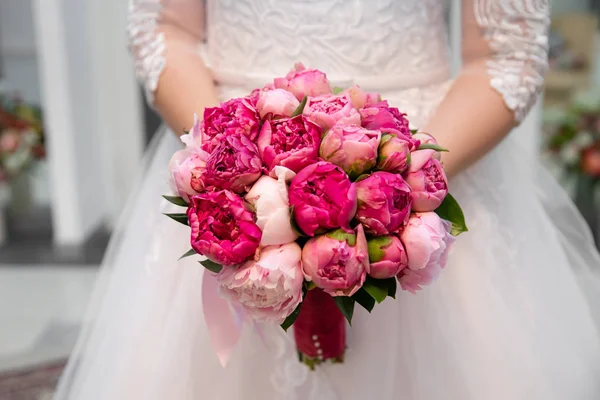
top-left (293, 288), bottom-right (346, 368)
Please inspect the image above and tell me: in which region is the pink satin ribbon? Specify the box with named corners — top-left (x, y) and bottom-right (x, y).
top-left (201, 269), bottom-right (244, 367)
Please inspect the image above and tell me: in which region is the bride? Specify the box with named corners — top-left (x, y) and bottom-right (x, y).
top-left (55, 0), bottom-right (600, 399)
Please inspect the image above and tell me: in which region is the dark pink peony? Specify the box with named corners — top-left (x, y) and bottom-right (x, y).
top-left (355, 171), bottom-right (412, 235)
top-left (376, 129), bottom-right (416, 174)
top-left (258, 115), bottom-right (322, 174)
top-left (289, 161), bottom-right (357, 236)
top-left (404, 150), bottom-right (448, 212)
top-left (273, 63), bottom-right (332, 101)
top-left (302, 225), bottom-right (369, 296)
top-left (302, 94), bottom-right (361, 131)
top-left (202, 97), bottom-right (260, 152)
top-left (187, 190), bottom-right (262, 266)
top-left (367, 235), bottom-right (408, 279)
top-left (319, 124), bottom-right (381, 179)
top-left (360, 101), bottom-right (411, 137)
top-left (203, 134), bottom-right (262, 194)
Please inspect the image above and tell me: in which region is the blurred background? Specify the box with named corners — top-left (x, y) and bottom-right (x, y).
top-left (0, 0), bottom-right (599, 398)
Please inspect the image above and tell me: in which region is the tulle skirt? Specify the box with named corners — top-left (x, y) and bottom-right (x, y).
top-left (54, 122), bottom-right (600, 399)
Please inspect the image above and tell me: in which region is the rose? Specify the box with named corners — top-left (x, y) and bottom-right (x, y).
top-left (355, 171), bottom-right (412, 235)
top-left (340, 85), bottom-right (381, 109)
top-left (581, 146), bottom-right (600, 177)
top-left (258, 115), bottom-right (322, 174)
top-left (188, 190), bottom-right (262, 266)
top-left (244, 167), bottom-right (298, 246)
top-left (404, 150), bottom-right (448, 212)
top-left (202, 97), bottom-right (260, 152)
top-left (398, 212), bottom-right (455, 293)
top-left (302, 225), bottom-right (369, 296)
top-left (256, 88), bottom-right (300, 118)
top-left (375, 130), bottom-right (415, 174)
top-left (367, 235), bottom-right (408, 279)
top-left (203, 134), bottom-right (262, 194)
top-left (360, 101), bottom-right (410, 137)
top-left (320, 124), bottom-right (381, 179)
top-left (274, 63), bottom-right (332, 101)
top-left (302, 94), bottom-right (361, 131)
top-left (217, 242), bottom-right (304, 323)
top-left (168, 149), bottom-right (208, 201)
top-left (289, 161), bottom-right (357, 236)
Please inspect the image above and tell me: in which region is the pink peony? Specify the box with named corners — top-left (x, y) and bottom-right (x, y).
top-left (289, 161), bottom-right (357, 236)
top-left (398, 212), bottom-right (455, 293)
top-left (581, 146), bottom-right (600, 177)
top-left (256, 88), bottom-right (300, 118)
top-left (355, 171), bottom-right (412, 235)
top-left (203, 134), bottom-right (262, 194)
top-left (187, 190), bottom-right (262, 266)
top-left (302, 94), bottom-right (361, 131)
top-left (367, 235), bottom-right (408, 279)
top-left (217, 242), bottom-right (304, 323)
top-left (258, 115), bottom-right (322, 174)
top-left (0, 130), bottom-right (20, 153)
top-left (340, 85), bottom-right (381, 109)
top-left (244, 167), bottom-right (298, 246)
top-left (274, 63), bottom-right (332, 101)
top-left (168, 149), bottom-right (208, 201)
top-left (202, 97), bottom-right (260, 152)
top-left (360, 101), bottom-right (411, 137)
top-left (320, 124), bottom-right (381, 179)
top-left (376, 130), bottom-right (415, 174)
top-left (404, 150), bottom-right (448, 212)
top-left (412, 132), bottom-right (442, 161)
top-left (302, 225), bottom-right (369, 296)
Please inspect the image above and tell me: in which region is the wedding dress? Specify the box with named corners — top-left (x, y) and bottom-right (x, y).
top-left (54, 1), bottom-right (600, 399)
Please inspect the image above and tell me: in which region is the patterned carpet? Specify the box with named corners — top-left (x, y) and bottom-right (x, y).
top-left (0, 360), bottom-right (65, 400)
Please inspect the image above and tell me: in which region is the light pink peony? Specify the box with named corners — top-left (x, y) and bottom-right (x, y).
top-left (203, 134), bottom-right (262, 194)
top-left (412, 132), bottom-right (442, 161)
top-left (244, 166), bottom-right (298, 246)
top-left (274, 63), bottom-right (332, 101)
top-left (289, 161), bottom-right (357, 236)
top-left (360, 101), bottom-right (411, 137)
top-left (376, 130), bottom-right (416, 174)
top-left (302, 225), bottom-right (369, 296)
top-left (355, 171), bottom-right (412, 235)
top-left (202, 97), bottom-right (260, 152)
top-left (0, 130), bottom-right (20, 153)
top-left (256, 88), bottom-right (300, 118)
top-left (258, 115), bottom-right (322, 174)
top-left (217, 242), bottom-right (304, 323)
top-left (187, 190), bottom-right (262, 266)
top-left (168, 149), bottom-right (208, 201)
top-left (340, 85), bottom-right (381, 109)
top-left (404, 150), bottom-right (448, 212)
top-left (367, 235), bottom-right (408, 279)
top-left (320, 124), bottom-right (381, 179)
top-left (302, 94), bottom-right (361, 131)
top-left (398, 212), bottom-right (455, 293)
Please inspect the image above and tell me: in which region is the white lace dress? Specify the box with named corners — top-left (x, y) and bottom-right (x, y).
top-left (54, 1), bottom-right (600, 399)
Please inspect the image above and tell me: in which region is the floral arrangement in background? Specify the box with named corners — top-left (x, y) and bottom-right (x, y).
top-left (0, 94), bottom-right (45, 183)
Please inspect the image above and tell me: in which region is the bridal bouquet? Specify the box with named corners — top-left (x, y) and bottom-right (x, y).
top-left (164, 64), bottom-right (467, 368)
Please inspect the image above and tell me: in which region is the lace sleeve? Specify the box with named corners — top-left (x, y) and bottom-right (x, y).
top-left (127, 0), bottom-right (205, 105)
top-left (462, 0), bottom-right (550, 122)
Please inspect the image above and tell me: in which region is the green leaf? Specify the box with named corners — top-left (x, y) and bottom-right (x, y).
top-left (162, 195), bottom-right (188, 207)
top-left (351, 288), bottom-right (376, 313)
top-left (387, 277), bottom-right (397, 299)
top-left (410, 129), bottom-right (418, 135)
top-left (355, 173), bottom-right (370, 182)
top-left (367, 236), bottom-right (393, 263)
top-left (178, 248), bottom-right (197, 261)
top-left (379, 134), bottom-right (393, 146)
top-left (417, 143), bottom-right (449, 152)
top-left (363, 277), bottom-right (388, 303)
top-left (434, 193), bottom-right (468, 236)
top-left (326, 229), bottom-right (356, 246)
top-left (291, 96), bottom-right (308, 117)
top-left (199, 259), bottom-right (223, 273)
top-left (305, 281), bottom-right (317, 291)
top-left (281, 302), bottom-right (303, 331)
top-left (164, 213), bottom-right (189, 226)
top-left (334, 296), bottom-right (355, 325)
top-left (332, 87), bottom-right (345, 95)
